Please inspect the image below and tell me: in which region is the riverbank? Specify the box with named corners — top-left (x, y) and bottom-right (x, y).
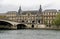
top-left (19, 28), bottom-right (60, 30)
top-left (0, 28), bottom-right (60, 30)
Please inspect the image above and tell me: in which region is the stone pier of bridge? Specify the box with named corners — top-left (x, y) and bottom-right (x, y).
top-left (11, 23), bottom-right (46, 30)
top-left (0, 19), bottom-right (46, 29)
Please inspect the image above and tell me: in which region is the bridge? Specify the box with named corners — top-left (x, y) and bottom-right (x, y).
top-left (0, 19), bottom-right (46, 29)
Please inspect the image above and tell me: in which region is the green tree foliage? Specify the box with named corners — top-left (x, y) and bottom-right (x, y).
top-left (53, 13), bottom-right (60, 28)
top-left (0, 16), bottom-right (6, 19)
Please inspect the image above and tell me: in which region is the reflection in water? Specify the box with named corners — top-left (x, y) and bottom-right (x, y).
top-left (0, 30), bottom-right (60, 39)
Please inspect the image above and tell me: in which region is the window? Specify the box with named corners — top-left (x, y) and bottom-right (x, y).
top-left (22, 20), bottom-right (24, 22)
top-left (48, 17), bottom-right (49, 19)
top-left (50, 17), bottom-right (52, 19)
top-left (32, 20), bottom-right (35, 23)
top-left (38, 20), bottom-right (40, 23)
top-left (45, 17), bottom-right (46, 19)
top-left (50, 13), bottom-right (52, 15)
top-left (32, 25), bottom-right (34, 28)
top-left (48, 13), bottom-right (49, 15)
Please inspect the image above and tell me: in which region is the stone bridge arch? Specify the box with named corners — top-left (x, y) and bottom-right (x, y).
top-left (0, 21), bottom-right (13, 26)
top-left (0, 21), bottom-right (13, 29)
top-left (17, 24), bottom-right (27, 29)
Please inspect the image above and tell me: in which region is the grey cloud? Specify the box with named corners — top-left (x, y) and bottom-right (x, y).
top-left (0, 0), bottom-right (60, 13)
top-left (43, 3), bottom-right (60, 10)
top-left (22, 5), bottom-right (39, 11)
top-left (0, 0), bottom-right (4, 1)
top-left (0, 4), bottom-right (18, 13)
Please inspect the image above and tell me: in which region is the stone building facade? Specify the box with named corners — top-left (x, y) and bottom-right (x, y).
top-left (43, 9), bottom-right (58, 26)
top-left (5, 5), bottom-right (58, 27)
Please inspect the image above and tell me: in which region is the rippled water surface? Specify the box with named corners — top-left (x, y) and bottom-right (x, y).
top-left (0, 30), bottom-right (60, 39)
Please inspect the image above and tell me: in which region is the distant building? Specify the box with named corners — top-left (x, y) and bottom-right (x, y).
top-left (6, 11), bottom-right (17, 21)
top-left (43, 9), bottom-right (57, 27)
top-left (5, 5), bottom-right (58, 27)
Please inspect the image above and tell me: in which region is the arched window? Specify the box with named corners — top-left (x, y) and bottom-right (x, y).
top-left (32, 24), bottom-right (34, 28)
top-left (32, 20), bottom-right (35, 23)
top-left (38, 20), bottom-right (40, 23)
top-left (22, 20), bottom-right (24, 22)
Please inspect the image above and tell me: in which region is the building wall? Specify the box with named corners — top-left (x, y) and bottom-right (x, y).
top-left (17, 13), bottom-right (43, 24)
top-left (5, 9), bottom-right (58, 26)
top-left (6, 11), bottom-right (17, 21)
top-left (43, 11), bottom-right (58, 26)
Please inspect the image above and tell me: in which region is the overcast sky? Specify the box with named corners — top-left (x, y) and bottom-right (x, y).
top-left (0, 0), bottom-right (60, 13)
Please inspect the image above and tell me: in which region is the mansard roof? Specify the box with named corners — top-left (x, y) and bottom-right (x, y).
top-left (44, 9), bottom-right (57, 13)
top-left (6, 11), bottom-right (17, 14)
top-left (21, 10), bottom-right (38, 15)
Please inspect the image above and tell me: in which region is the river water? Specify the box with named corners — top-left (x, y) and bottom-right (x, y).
top-left (0, 30), bottom-right (60, 39)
